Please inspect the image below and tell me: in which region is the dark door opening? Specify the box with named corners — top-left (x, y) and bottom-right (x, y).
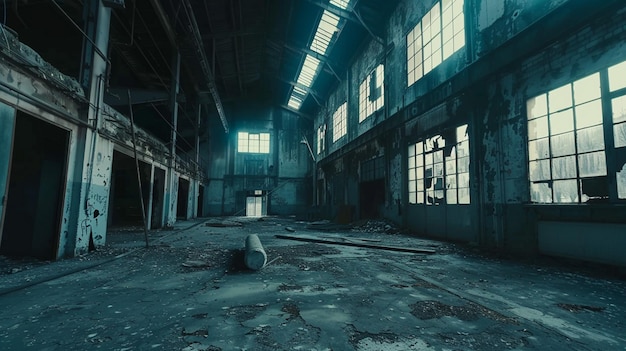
top-left (177, 178), bottom-right (190, 219)
top-left (150, 167), bottom-right (166, 229)
top-left (359, 179), bottom-right (385, 219)
top-left (1, 111), bottom-right (69, 260)
top-left (108, 151), bottom-right (150, 228)
top-left (197, 185), bottom-right (204, 217)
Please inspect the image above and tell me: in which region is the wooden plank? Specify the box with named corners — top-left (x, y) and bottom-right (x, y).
top-left (274, 234), bottom-right (436, 254)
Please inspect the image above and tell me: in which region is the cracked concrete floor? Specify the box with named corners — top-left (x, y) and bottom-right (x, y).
top-left (1, 216), bottom-right (625, 350)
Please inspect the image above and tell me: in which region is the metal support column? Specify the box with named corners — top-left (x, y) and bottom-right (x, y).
top-left (165, 50), bottom-right (181, 225)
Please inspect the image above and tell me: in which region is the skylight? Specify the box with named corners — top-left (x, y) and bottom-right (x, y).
top-left (286, 0), bottom-right (351, 110)
top-left (330, 0), bottom-right (350, 9)
top-left (311, 11), bottom-right (340, 55)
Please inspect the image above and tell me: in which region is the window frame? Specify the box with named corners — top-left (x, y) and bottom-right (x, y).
top-left (332, 102), bottom-right (348, 142)
top-left (238, 132), bottom-right (271, 154)
top-left (407, 0), bottom-right (465, 87)
top-left (359, 64), bottom-right (385, 122)
top-left (408, 124), bottom-right (470, 205)
top-left (527, 59), bottom-right (626, 203)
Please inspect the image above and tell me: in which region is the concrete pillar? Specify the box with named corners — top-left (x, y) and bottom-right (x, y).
top-left (72, 0), bottom-right (113, 257)
top-left (244, 234), bottom-right (267, 270)
top-left (0, 103), bottom-right (16, 238)
top-left (165, 51), bottom-right (181, 226)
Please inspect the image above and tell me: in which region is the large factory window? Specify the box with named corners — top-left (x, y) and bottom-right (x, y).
top-left (333, 102), bottom-right (347, 142)
top-left (408, 124), bottom-right (469, 205)
top-left (527, 59), bottom-right (626, 203)
top-left (238, 132), bottom-right (270, 154)
top-left (407, 0), bottom-right (465, 86)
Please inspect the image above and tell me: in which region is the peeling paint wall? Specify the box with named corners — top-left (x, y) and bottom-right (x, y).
top-left (313, 0), bottom-right (626, 266)
top-left (73, 137), bottom-right (114, 254)
top-left (0, 50), bottom-right (203, 258)
top-left (203, 103), bottom-right (312, 216)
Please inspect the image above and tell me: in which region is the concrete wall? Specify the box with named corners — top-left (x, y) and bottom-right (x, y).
top-left (314, 0), bottom-right (626, 266)
top-left (0, 38), bottom-right (203, 259)
top-left (203, 101), bottom-right (312, 216)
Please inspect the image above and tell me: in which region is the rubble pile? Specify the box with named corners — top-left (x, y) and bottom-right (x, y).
top-left (351, 219), bottom-right (399, 234)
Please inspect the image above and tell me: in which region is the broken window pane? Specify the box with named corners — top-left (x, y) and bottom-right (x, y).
top-left (434, 150), bottom-right (444, 163)
top-left (426, 189), bottom-right (435, 204)
top-left (608, 60), bottom-right (626, 92)
top-left (434, 162), bottom-right (444, 176)
top-left (580, 176), bottom-right (609, 203)
top-left (457, 140), bottom-right (469, 157)
top-left (573, 73), bottom-right (601, 104)
top-left (576, 126), bottom-right (605, 153)
top-left (614, 123), bottom-right (626, 149)
top-left (435, 190), bottom-right (444, 202)
top-left (446, 174), bottom-right (457, 189)
top-left (528, 137), bottom-right (550, 160)
top-left (553, 179), bottom-right (579, 203)
top-left (530, 182), bottom-right (552, 203)
top-left (527, 94), bottom-right (548, 119)
top-left (528, 116), bottom-right (549, 140)
top-left (575, 99), bottom-right (603, 128)
top-left (578, 151), bottom-right (607, 177)
top-left (612, 96), bottom-right (626, 124)
top-left (550, 132), bottom-right (575, 157)
top-left (549, 85), bottom-right (573, 112)
top-left (552, 156), bottom-right (576, 179)
top-left (457, 124), bottom-right (469, 141)
top-left (617, 164), bottom-right (626, 199)
top-left (550, 109), bottom-right (574, 134)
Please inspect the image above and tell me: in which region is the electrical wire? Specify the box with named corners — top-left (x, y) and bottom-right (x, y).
top-left (50, 0), bottom-right (111, 66)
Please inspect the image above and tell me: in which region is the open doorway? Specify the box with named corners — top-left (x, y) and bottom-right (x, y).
top-left (0, 111), bottom-right (69, 260)
top-left (246, 190), bottom-right (267, 217)
top-left (151, 167), bottom-right (166, 229)
top-left (359, 179), bottom-right (385, 219)
top-left (197, 184), bottom-right (204, 217)
top-left (108, 151), bottom-right (150, 228)
top-left (177, 177), bottom-right (190, 219)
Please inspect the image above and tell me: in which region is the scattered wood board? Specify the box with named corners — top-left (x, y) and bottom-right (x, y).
top-left (275, 234), bottom-right (436, 254)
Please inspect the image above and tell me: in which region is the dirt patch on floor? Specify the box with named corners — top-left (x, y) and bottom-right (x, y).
top-left (410, 300), bottom-right (517, 324)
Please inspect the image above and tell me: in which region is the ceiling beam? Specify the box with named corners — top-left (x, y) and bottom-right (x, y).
top-left (303, 0), bottom-right (360, 24)
top-left (230, 0), bottom-right (244, 95)
top-left (278, 77), bottom-right (324, 107)
top-left (303, 0), bottom-right (384, 45)
top-left (281, 43), bottom-right (341, 82)
top-left (181, 0), bottom-right (229, 133)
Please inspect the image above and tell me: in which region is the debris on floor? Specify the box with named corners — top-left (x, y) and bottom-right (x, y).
top-left (351, 219), bottom-right (400, 234)
top-left (205, 219), bottom-right (243, 227)
top-left (275, 234), bottom-right (436, 254)
top-left (181, 260), bottom-right (210, 268)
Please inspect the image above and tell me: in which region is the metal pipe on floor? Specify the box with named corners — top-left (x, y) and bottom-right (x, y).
top-left (244, 234), bottom-right (267, 270)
